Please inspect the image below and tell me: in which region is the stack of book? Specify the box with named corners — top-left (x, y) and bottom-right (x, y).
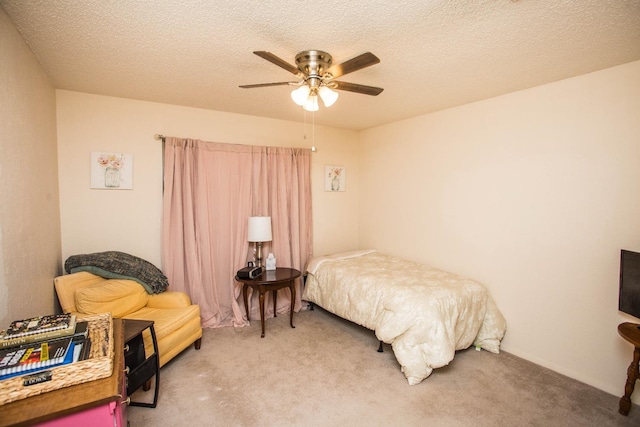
top-left (0, 313), bottom-right (91, 381)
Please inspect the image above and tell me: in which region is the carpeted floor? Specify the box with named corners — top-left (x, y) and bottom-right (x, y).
top-left (129, 307), bottom-right (640, 426)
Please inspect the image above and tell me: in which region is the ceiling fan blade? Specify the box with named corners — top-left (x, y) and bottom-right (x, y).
top-left (332, 81), bottom-right (384, 96)
top-left (239, 82), bottom-right (296, 89)
top-left (253, 51), bottom-right (300, 75)
top-left (325, 52), bottom-right (380, 79)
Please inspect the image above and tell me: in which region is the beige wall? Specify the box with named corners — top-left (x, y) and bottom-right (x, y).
top-left (0, 9), bottom-right (61, 326)
top-left (56, 91), bottom-right (360, 268)
top-left (359, 60), bottom-right (640, 401)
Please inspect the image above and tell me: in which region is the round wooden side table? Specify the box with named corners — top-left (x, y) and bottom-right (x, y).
top-left (236, 267), bottom-right (301, 338)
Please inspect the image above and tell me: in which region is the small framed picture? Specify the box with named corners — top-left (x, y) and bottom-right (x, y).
top-left (325, 165), bottom-right (346, 192)
top-left (90, 152), bottom-right (133, 190)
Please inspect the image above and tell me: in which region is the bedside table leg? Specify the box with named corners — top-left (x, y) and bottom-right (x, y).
top-left (273, 290), bottom-right (278, 318)
top-left (289, 280), bottom-right (296, 329)
top-left (259, 291), bottom-right (266, 338)
top-left (243, 284), bottom-right (251, 321)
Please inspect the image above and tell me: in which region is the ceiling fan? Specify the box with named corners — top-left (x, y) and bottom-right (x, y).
top-left (239, 50), bottom-right (384, 111)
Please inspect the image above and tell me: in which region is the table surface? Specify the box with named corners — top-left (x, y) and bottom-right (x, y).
top-left (619, 322), bottom-right (640, 346)
top-left (0, 319), bottom-right (124, 427)
top-left (236, 267), bottom-right (301, 285)
top-left (124, 319), bottom-right (154, 343)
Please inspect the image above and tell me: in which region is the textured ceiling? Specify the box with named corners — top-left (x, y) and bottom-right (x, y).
top-left (2, 0), bottom-right (639, 130)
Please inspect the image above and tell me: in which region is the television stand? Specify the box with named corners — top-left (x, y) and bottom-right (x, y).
top-left (618, 322), bottom-right (640, 415)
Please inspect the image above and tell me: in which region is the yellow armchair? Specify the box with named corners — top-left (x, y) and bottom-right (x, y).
top-left (146, 292), bottom-right (192, 308)
top-left (54, 271), bottom-right (202, 367)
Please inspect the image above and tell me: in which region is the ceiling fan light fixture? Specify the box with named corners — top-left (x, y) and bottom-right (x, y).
top-left (291, 85), bottom-right (310, 106)
top-left (319, 86), bottom-right (339, 107)
top-left (303, 94), bottom-right (319, 112)
top-left (242, 50), bottom-right (382, 111)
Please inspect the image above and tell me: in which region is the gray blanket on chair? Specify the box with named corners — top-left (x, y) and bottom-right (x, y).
top-left (64, 251), bottom-right (169, 294)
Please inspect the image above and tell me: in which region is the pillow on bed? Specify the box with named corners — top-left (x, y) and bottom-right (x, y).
top-left (75, 279), bottom-right (149, 317)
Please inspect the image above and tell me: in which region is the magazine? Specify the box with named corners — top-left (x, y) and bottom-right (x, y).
top-left (3, 314), bottom-right (76, 339)
top-left (0, 319), bottom-right (82, 349)
top-left (0, 342), bottom-right (76, 381)
top-left (0, 336), bottom-right (73, 376)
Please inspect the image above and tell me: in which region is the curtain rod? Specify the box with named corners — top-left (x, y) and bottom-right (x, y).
top-left (153, 133), bottom-right (317, 152)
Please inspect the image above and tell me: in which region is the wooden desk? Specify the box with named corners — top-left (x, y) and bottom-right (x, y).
top-left (618, 322), bottom-right (640, 416)
top-left (237, 268), bottom-right (301, 338)
top-left (0, 319), bottom-right (125, 427)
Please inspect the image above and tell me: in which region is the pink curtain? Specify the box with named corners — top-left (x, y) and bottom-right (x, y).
top-left (161, 138), bottom-right (312, 328)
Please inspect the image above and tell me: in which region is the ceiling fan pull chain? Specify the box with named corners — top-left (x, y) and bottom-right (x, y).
top-left (312, 110), bottom-right (316, 152)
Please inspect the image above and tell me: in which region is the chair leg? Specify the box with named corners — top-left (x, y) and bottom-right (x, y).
top-left (194, 337), bottom-right (202, 350)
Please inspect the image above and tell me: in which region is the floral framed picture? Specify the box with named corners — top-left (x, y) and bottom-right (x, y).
top-left (90, 152), bottom-right (133, 189)
top-left (324, 165), bottom-right (346, 192)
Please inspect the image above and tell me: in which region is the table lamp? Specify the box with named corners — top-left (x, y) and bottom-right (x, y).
top-left (248, 216), bottom-right (272, 268)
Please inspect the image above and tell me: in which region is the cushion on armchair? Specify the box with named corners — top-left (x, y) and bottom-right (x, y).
top-left (75, 279), bottom-right (149, 317)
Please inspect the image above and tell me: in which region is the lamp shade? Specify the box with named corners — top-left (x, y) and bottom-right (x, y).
top-left (319, 86), bottom-right (339, 107)
top-left (291, 86), bottom-right (310, 106)
top-left (248, 216), bottom-right (272, 242)
top-left (303, 94), bottom-right (319, 112)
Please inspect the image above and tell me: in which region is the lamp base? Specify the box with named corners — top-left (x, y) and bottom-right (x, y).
top-left (255, 242), bottom-right (264, 268)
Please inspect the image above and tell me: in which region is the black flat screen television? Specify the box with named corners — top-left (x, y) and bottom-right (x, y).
top-left (619, 249), bottom-right (640, 320)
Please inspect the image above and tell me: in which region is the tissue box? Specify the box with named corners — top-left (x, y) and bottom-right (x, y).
top-left (265, 254), bottom-right (276, 271)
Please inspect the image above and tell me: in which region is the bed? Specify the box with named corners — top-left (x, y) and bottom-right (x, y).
top-left (302, 250), bottom-right (506, 385)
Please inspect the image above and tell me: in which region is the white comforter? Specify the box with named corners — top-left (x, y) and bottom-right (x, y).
top-left (303, 251), bottom-right (507, 385)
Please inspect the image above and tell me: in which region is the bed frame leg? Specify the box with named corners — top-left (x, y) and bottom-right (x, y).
top-left (309, 302), bottom-right (315, 311)
top-left (377, 340), bottom-right (384, 353)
